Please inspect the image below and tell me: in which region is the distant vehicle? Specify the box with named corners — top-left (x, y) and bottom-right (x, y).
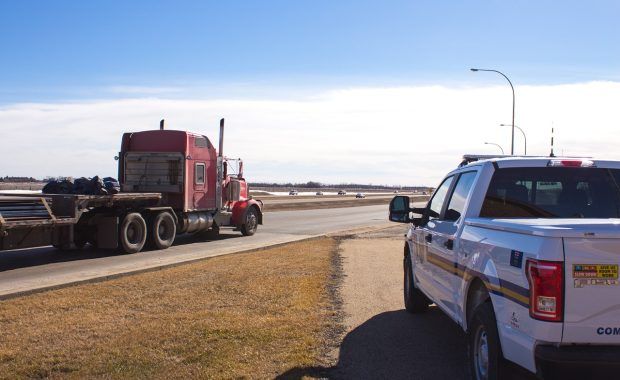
top-left (355, 192), bottom-right (366, 198)
top-left (315, 191), bottom-right (323, 196)
top-left (289, 190), bottom-right (298, 196)
top-left (338, 190), bottom-right (347, 195)
top-left (393, 190), bottom-right (399, 194)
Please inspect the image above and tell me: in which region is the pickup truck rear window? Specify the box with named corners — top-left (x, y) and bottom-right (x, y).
top-left (480, 167), bottom-right (620, 218)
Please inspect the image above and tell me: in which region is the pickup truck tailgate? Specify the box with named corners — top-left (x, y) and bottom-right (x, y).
top-left (563, 237), bottom-right (620, 343)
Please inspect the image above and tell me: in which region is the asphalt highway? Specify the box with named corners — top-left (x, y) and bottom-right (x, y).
top-left (0, 204), bottom-right (390, 298)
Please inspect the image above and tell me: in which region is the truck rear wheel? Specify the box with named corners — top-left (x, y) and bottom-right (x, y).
top-left (119, 213), bottom-right (147, 254)
top-left (149, 211), bottom-right (176, 250)
top-left (240, 207), bottom-right (258, 236)
top-left (467, 302), bottom-right (507, 380)
top-left (404, 254), bottom-right (430, 313)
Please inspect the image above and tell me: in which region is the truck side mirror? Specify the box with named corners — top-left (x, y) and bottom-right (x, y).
top-left (389, 195), bottom-right (425, 226)
top-left (389, 196), bottom-right (410, 223)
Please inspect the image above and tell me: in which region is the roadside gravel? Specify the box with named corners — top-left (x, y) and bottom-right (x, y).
top-left (333, 226), bottom-right (469, 379)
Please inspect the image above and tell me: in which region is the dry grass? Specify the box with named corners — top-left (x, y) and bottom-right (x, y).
top-left (0, 238), bottom-right (339, 379)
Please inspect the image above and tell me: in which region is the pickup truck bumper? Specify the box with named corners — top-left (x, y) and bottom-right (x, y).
top-left (535, 344), bottom-right (620, 378)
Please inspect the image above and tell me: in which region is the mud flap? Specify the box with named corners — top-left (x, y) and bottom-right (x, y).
top-left (97, 216), bottom-right (119, 249)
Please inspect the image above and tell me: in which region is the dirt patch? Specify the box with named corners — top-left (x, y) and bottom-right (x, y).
top-left (0, 239), bottom-right (340, 379)
top-left (263, 197), bottom-right (391, 211)
top-left (263, 196), bottom-right (428, 212)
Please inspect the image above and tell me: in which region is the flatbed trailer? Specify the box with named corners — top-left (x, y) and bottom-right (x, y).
top-left (0, 192), bottom-right (162, 251)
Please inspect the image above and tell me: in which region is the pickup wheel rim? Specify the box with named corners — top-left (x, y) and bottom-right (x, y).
top-left (474, 326), bottom-right (489, 380)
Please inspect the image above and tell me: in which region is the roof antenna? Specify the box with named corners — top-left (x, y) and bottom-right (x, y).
top-left (549, 124), bottom-right (555, 157)
top-left (160, 119), bottom-right (165, 130)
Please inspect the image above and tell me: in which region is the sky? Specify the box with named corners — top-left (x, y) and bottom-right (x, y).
top-left (1, 1), bottom-right (619, 186)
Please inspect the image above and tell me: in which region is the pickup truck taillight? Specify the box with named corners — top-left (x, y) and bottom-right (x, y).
top-left (526, 259), bottom-right (564, 322)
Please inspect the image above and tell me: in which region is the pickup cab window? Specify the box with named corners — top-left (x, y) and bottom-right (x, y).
top-left (480, 167), bottom-right (620, 218)
top-left (445, 171), bottom-right (477, 221)
top-left (428, 176), bottom-right (454, 219)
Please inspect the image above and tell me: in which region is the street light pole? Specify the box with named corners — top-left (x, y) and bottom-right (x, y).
top-left (471, 68), bottom-right (516, 155)
top-left (500, 123), bottom-right (527, 155)
top-left (484, 142), bottom-right (505, 155)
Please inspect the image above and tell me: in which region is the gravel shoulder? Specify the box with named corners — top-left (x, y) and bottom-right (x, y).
top-left (333, 226), bottom-right (468, 380)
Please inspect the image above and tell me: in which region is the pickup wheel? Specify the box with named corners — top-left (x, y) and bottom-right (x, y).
top-left (240, 207), bottom-right (258, 236)
top-left (119, 212), bottom-right (147, 254)
top-left (467, 302), bottom-right (507, 380)
top-left (149, 211), bottom-right (176, 250)
top-left (404, 254), bottom-right (429, 313)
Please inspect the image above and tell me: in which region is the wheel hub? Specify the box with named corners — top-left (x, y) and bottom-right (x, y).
top-left (246, 214), bottom-right (257, 231)
top-left (474, 327), bottom-right (489, 380)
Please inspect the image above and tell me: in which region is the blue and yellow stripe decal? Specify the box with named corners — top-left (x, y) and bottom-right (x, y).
top-left (426, 251), bottom-right (530, 308)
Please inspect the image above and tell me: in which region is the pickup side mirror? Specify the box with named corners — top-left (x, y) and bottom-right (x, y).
top-left (389, 196), bottom-right (425, 226)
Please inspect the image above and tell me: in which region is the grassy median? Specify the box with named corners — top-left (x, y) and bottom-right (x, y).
top-left (0, 238), bottom-right (339, 379)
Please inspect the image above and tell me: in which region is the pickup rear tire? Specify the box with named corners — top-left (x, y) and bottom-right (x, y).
top-left (119, 212), bottom-right (147, 254)
top-left (467, 302), bottom-right (507, 380)
top-left (149, 211), bottom-right (176, 250)
top-left (240, 207), bottom-right (258, 236)
top-left (404, 254), bottom-right (430, 313)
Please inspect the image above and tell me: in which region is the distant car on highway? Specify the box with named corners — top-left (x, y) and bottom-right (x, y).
top-left (338, 190), bottom-right (347, 195)
top-left (355, 192), bottom-right (366, 198)
top-left (289, 190), bottom-right (298, 196)
top-left (315, 191), bottom-right (323, 196)
top-left (393, 190), bottom-right (399, 194)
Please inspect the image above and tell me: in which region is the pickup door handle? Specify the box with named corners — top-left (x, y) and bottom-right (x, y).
top-left (425, 234), bottom-right (432, 243)
top-left (444, 239), bottom-right (454, 250)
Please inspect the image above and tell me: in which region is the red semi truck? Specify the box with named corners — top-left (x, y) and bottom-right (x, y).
top-left (0, 119), bottom-right (263, 254)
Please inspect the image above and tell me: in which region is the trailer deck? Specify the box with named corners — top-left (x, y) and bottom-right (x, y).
top-left (0, 193), bottom-right (161, 228)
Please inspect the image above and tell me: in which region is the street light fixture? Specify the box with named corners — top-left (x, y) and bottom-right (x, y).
top-left (471, 68), bottom-right (516, 155)
top-left (484, 142), bottom-right (505, 155)
top-left (500, 123), bottom-right (527, 155)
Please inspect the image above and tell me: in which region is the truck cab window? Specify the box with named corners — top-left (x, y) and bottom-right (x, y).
top-left (195, 163), bottom-right (205, 184)
top-left (428, 176), bottom-right (454, 220)
top-left (445, 171), bottom-right (477, 221)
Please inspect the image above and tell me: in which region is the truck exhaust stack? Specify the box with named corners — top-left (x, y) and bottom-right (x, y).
top-left (219, 118), bottom-right (224, 157)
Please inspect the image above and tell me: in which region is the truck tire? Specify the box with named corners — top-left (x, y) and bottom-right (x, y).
top-left (119, 212), bottom-right (147, 254)
top-left (404, 254), bottom-right (430, 313)
top-left (467, 302), bottom-right (507, 380)
top-left (149, 211), bottom-right (176, 250)
top-left (240, 207), bottom-right (258, 236)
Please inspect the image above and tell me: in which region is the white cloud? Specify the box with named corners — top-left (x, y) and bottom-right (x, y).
top-left (1, 81), bottom-right (619, 186)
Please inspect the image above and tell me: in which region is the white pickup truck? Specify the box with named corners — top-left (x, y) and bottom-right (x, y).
top-left (389, 156), bottom-right (620, 379)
